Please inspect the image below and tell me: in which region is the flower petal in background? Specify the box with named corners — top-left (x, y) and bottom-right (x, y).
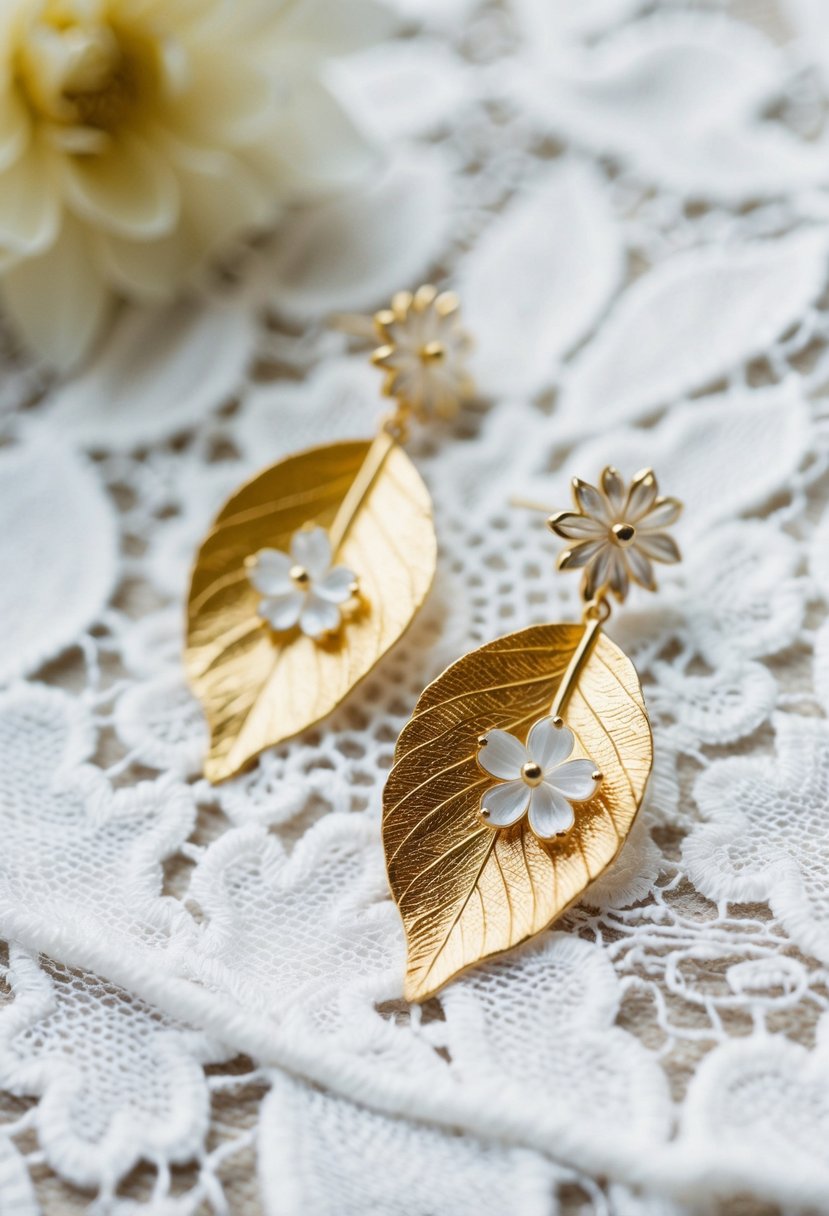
top-left (0, 441), bottom-right (118, 683)
top-left (1, 215), bottom-right (109, 374)
top-left (45, 299), bottom-right (256, 450)
top-left (267, 150), bottom-right (453, 320)
top-left (461, 159), bottom-right (623, 397)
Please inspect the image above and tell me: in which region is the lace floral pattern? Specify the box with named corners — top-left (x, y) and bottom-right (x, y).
top-left (1, 1), bottom-right (829, 1212)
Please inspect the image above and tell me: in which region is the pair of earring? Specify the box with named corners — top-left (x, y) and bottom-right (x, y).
top-left (185, 286), bottom-right (683, 1002)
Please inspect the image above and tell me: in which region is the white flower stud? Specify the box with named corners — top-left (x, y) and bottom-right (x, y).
top-left (477, 717), bottom-right (602, 840)
top-left (246, 526), bottom-right (358, 640)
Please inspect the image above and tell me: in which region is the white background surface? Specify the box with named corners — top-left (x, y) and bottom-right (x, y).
top-left (1, 0), bottom-right (829, 1212)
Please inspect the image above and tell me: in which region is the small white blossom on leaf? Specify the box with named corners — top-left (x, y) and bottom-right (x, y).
top-left (477, 717), bottom-right (601, 841)
top-left (549, 467), bottom-right (682, 603)
top-left (371, 284), bottom-right (474, 421)
top-left (248, 527), bottom-right (357, 640)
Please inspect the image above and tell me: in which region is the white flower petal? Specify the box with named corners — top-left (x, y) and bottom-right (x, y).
top-left (300, 593), bottom-right (341, 638)
top-left (249, 550), bottom-right (293, 597)
top-left (61, 132), bottom-right (179, 240)
top-left (290, 527), bottom-right (332, 580)
top-left (0, 139), bottom-right (60, 257)
top-left (165, 50), bottom-right (275, 146)
top-left (549, 760), bottom-right (601, 803)
top-left (559, 539), bottom-right (606, 570)
top-left (2, 215), bottom-right (110, 371)
top-left (625, 545), bottom-right (656, 591)
top-left (261, 591), bottom-right (303, 631)
top-left (96, 148), bottom-right (274, 301)
top-left (527, 718), bottom-right (574, 771)
top-left (316, 566), bottom-right (356, 603)
top-left (601, 466), bottom-right (627, 515)
top-left (528, 784), bottom-right (575, 840)
top-left (480, 779), bottom-right (530, 828)
top-left (0, 86), bottom-right (31, 174)
top-left (257, 79), bottom-right (378, 194)
top-left (574, 480), bottom-right (611, 522)
top-left (638, 498), bottom-right (682, 531)
top-left (477, 729), bottom-right (527, 779)
top-left (551, 512), bottom-right (607, 541)
top-left (626, 471), bottom-right (659, 520)
top-left (636, 532), bottom-right (681, 565)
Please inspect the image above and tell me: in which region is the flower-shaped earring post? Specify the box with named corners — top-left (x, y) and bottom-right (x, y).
top-left (371, 285), bottom-right (475, 425)
top-left (246, 526), bottom-right (358, 639)
top-left (477, 717), bottom-right (602, 840)
top-left (548, 467), bottom-right (682, 604)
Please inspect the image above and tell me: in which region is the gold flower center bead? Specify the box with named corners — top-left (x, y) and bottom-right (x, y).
top-left (420, 341), bottom-right (445, 362)
top-left (521, 761), bottom-right (545, 787)
top-left (611, 522), bottom-right (636, 547)
top-left (290, 565), bottom-right (310, 588)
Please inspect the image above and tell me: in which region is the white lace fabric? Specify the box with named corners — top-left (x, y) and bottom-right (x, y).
top-left (2, 0), bottom-right (829, 1212)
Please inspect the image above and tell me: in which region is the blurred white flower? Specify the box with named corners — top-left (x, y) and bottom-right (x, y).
top-left (0, 0), bottom-right (387, 369)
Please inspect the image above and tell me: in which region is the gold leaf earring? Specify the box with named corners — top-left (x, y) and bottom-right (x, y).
top-left (186, 286), bottom-right (474, 783)
top-left (382, 466), bottom-right (682, 1002)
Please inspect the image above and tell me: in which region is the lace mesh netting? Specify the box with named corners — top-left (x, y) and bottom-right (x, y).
top-left (3, 0), bottom-right (829, 1211)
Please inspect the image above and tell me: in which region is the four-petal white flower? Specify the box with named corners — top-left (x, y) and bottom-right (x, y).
top-left (247, 527), bottom-right (357, 640)
top-left (477, 718), bottom-right (601, 840)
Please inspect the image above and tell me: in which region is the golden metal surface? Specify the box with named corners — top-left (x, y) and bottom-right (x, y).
top-left (382, 622), bottom-right (652, 1002)
top-left (186, 437), bottom-right (436, 783)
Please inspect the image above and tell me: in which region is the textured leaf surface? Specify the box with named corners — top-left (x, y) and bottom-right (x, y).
top-left (186, 440), bottom-right (435, 782)
top-left (383, 623), bottom-right (652, 1000)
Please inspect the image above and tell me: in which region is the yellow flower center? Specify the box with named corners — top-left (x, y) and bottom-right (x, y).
top-left (15, 1), bottom-right (161, 143)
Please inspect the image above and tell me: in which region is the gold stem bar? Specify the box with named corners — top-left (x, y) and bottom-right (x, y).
top-left (328, 428), bottom-right (397, 556)
top-left (550, 615), bottom-right (603, 718)
top-left (510, 496), bottom-right (553, 515)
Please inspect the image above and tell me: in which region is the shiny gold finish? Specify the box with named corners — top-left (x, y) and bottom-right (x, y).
top-left (520, 761), bottom-right (544, 787)
top-left (548, 466), bottom-right (683, 605)
top-left (611, 522), bottom-right (635, 546)
top-left (382, 621), bottom-right (652, 1002)
top-left (186, 437), bottom-right (436, 783)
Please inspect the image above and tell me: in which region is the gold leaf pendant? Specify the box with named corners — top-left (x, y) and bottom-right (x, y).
top-left (383, 466), bottom-right (682, 1000)
top-left (186, 286), bottom-right (474, 783)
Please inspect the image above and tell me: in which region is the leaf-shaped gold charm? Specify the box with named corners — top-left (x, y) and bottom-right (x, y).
top-left (382, 622), bottom-right (652, 1001)
top-left (186, 437), bottom-right (436, 782)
